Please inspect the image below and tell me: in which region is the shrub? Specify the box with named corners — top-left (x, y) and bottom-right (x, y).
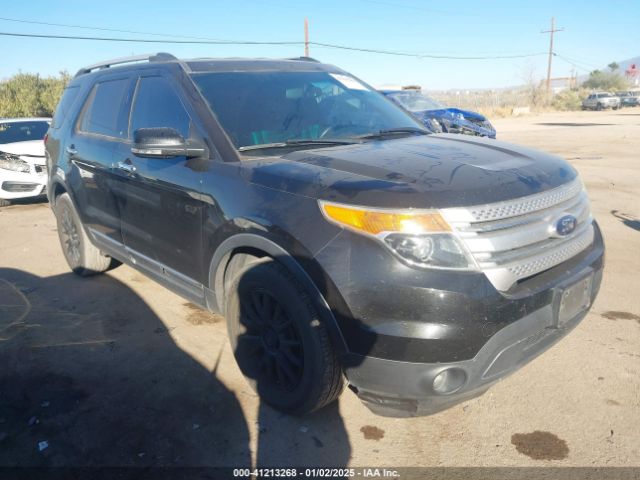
top-left (582, 70), bottom-right (629, 91)
top-left (0, 71), bottom-right (70, 118)
top-left (551, 89), bottom-right (588, 111)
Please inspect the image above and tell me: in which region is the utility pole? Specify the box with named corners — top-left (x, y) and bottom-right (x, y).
top-left (304, 18), bottom-right (309, 57)
top-left (542, 17), bottom-right (564, 96)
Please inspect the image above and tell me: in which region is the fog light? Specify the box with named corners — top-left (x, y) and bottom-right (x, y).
top-left (432, 368), bottom-right (466, 394)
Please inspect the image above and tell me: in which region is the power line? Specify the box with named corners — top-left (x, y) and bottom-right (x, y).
top-left (0, 31), bottom-right (303, 46)
top-left (0, 16), bottom-right (228, 41)
top-left (0, 30), bottom-right (547, 60)
top-left (312, 41), bottom-right (546, 59)
top-left (554, 52), bottom-right (600, 71)
top-left (554, 53), bottom-right (592, 74)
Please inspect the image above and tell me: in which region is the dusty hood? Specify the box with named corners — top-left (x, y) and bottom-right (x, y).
top-left (242, 134), bottom-right (578, 209)
top-left (0, 140), bottom-right (46, 159)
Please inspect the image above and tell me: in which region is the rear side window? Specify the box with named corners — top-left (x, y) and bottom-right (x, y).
top-left (51, 86), bottom-right (80, 129)
top-left (130, 76), bottom-right (190, 139)
top-left (79, 78), bottom-right (130, 138)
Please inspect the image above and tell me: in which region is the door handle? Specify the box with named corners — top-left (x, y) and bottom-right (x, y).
top-left (116, 161), bottom-right (136, 174)
top-left (66, 145), bottom-right (78, 156)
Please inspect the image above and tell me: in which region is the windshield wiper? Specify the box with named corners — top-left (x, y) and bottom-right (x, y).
top-left (355, 127), bottom-right (429, 140)
top-left (238, 139), bottom-right (357, 152)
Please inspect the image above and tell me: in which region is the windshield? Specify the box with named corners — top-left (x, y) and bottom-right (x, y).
top-left (191, 71), bottom-right (423, 151)
top-left (385, 91), bottom-right (444, 112)
top-left (0, 121), bottom-right (50, 144)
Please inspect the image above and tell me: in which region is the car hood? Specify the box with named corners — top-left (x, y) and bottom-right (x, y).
top-left (242, 134), bottom-right (578, 209)
top-left (0, 140), bottom-right (45, 158)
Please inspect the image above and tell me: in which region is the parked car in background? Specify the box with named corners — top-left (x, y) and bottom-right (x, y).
top-left (0, 118), bottom-right (51, 207)
top-left (615, 91), bottom-right (640, 107)
top-left (47, 53), bottom-right (603, 417)
top-left (582, 92), bottom-right (620, 110)
top-left (381, 88), bottom-right (496, 138)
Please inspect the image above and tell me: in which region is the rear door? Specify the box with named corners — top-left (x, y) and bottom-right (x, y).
top-left (67, 74), bottom-right (134, 245)
top-left (112, 72), bottom-right (206, 292)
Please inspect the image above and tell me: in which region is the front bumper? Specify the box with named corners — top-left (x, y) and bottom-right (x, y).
top-left (314, 220), bottom-right (604, 416)
top-left (345, 272), bottom-right (600, 417)
top-left (0, 169), bottom-right (47, 200)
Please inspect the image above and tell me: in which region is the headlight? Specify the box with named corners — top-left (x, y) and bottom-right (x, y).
top-left (0, 151), bottom-right (30, 173)
top-left (320, 201), bottom-right (477, 270)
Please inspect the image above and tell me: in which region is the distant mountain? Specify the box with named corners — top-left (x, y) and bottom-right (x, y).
top-left (618, 56), bottom-right (640, 72)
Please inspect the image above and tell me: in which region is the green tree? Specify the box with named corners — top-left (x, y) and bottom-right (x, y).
top-left (608, 62), bottom-right (619, 72)
top-left (0, 71), bottom-right (70, 118)
top-left (582, 69), bottom-right (629, 91)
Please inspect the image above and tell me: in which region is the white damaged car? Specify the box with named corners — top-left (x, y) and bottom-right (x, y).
top-left (0, 118), bottom-right (51, 206)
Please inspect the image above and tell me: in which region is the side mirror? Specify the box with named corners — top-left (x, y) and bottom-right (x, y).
top-left (131, 127), bottom-right (207, 159)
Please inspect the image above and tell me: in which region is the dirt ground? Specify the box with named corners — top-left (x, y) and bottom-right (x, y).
top-left (0, 110), bottom-right (638, 474)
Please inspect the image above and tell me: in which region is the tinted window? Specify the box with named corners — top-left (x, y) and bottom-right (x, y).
top-left (191, 71), bottom-right (422, 149)
top-left (386, 91), bottom-right (443, 111)
top-left (130, 76), bottom-right (190, 138)
top-left (0, 121), bottom-right (50, 144)
top-left (51, 86), bottom-right (80, 128)
top-left (79, 78), bottom-right (130, 138)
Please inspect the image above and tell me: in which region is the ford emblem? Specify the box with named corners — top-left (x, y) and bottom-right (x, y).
top-left (556, 215), bottom-right (577, 236)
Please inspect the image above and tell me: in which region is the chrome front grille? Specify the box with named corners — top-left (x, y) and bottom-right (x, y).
top-left (441, 178), bottom-right (594, 291)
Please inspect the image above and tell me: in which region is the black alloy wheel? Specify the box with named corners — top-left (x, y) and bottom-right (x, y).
top-left (239, 289), bottom-right (304, 392)
top-left (225, 258), bottom-right (343, 415)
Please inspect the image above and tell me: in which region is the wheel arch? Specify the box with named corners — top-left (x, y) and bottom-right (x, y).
top-left (48, 177), bottom-right (68, 207)
top-left (207, 233), bottom-right (348, 355)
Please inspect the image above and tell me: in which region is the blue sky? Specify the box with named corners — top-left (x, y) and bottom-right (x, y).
top-left (1, 0), bottom-right (638, 89)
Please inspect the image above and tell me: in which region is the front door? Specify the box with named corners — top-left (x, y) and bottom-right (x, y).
top-left (112, 74), bottom-right (206, 294)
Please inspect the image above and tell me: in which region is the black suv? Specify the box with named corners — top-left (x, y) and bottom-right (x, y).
top-left (46, 53), bottom-right (604, 417)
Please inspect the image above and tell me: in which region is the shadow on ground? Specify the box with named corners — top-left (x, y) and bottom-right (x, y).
top-left (0, 197), bottom-right (49, 209)
top-left (611, 210), bottom-right (640, 232)
top-left (0, 268), bottom-right (251, 468)
top-left (0, 267), bottom-right (355, 471)
top-left (535, 122), bottom-right (615, 127)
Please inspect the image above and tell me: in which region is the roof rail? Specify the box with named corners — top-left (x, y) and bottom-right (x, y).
top-left (74, 52), bottom-right (178, 77)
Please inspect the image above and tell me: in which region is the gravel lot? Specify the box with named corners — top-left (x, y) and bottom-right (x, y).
top-left (0, 110), bottom-right (638, 474)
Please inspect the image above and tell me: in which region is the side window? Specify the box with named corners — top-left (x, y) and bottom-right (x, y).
top-left (130, 76), bottom-right (190, 139)
top-left (79, 78), bottom-right (130, 138)
top-left (51, 85), bottom-right (80, 129)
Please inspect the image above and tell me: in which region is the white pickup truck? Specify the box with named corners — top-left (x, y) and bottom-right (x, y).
top-left (582, 92), bottom-right (621, 110)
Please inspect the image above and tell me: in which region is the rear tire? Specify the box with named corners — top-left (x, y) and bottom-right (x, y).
top-left (53, 193), bottom-right (115, 276)
top-left (225, 258), bottom-right (343, 415)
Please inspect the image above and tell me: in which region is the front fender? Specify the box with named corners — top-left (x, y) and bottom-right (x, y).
top-left (206, 232), bottom-right (349, 355)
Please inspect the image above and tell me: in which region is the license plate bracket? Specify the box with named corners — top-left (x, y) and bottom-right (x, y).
top-left (557, 273), bottom-right (593, 326)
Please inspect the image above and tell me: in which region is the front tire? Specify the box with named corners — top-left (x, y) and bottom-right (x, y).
top-left (53, 193), bottom-right (114, 276)
top-left (0, 199), bottom-right (10, 207)
top-left (225, 258), bottom-right (343, 415)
